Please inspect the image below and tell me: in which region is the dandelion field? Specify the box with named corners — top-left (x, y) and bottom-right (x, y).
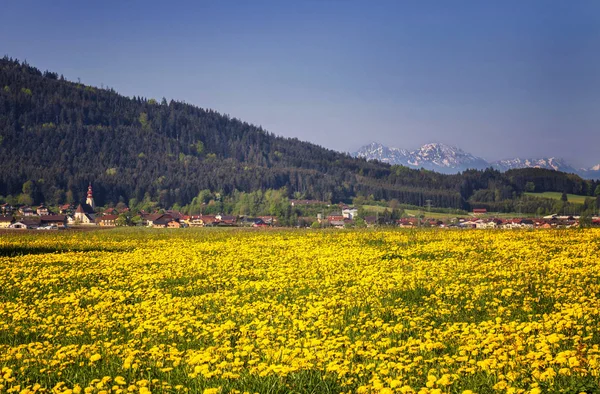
top-left (1, 229), bottom-right (599, 394)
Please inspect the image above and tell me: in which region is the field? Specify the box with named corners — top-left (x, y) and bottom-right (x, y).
top-left (1, 228), bottom-right (599, 394)
top-left (524, 192), bottom-right (590, 205)
top-left (361, 206), bottom-right (526, 220)
top-left (361, 206), bottom-right (470, 220)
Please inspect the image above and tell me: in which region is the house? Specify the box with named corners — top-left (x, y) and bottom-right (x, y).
top-left (240, 217), bottom-right (264, 227)
top-left (151, 216), bottom-right (172, 228)
top-left (472, 208), bottom-right (487, 215)
top-left (458, 219), bottom-right (477, 229)
top-left (501, 219), bottom-right (518, 229)
top-left (474, 219), bottom-right (496, 229)
top-left (342, 208), bottom-right (359, 219)
top-left (398, 218), bottom-right (417, 228)
top-left (501, 219), bottom-right (534, 229)
top-left (257, 216), bottom-right (276, 225)
top-left (518, 219), bottom-right (535, 229)
top-left (1, 203), bottom-right (13, 215)
top-left (329, 220), bottom-right (346, 229)
top-left (0, 216), bottom-right (14, 228)
top-left (36, 204), bottom-right (49, 216)
top-left (59, 204), bottom-right (74, 214)
top-left (186, 215), bottom-right (218, 227)
top-left (102, 208), bottom-right (119, 216)
top-left (40, 215), bottom-right (67, 228)
top-left (10, 218), bottom-right (41, 229)
top-left (203, 215), bottom-right (219, 225)
top-left (97, 214), bottom-right (119, 227)
top-left (327, 213), bottom-right (344, 222)
top-left (185, 215), bottom-right (202, 227)
top-left (167, 219), bottom-right (182, 228)
top-left (216, 215), bottom-right (237, 225)
top-left (19, 206), bottom-right (35, 216)
top-left (9, 221), bottom-right (28, 230)
top-left (142, 213), bottom-right (172, 227)
top-left (149, 215), bottom-right (181, 228)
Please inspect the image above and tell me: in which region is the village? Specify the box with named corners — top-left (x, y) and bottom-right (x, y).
top-left (1, 184), bottom-right (599, 231)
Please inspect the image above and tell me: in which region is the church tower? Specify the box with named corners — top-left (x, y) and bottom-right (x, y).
top-left (86, 183), bottom-right (95, 210)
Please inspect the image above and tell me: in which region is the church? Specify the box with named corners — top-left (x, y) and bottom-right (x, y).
top-left (74, 183), bottom-right (96, 224)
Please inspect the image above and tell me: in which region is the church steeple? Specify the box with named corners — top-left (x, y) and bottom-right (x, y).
top-left (86, 183), bottom-right (95, 210)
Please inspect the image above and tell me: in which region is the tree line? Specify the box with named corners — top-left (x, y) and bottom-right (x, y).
top-left (1, 56), bottom-right (599, 214)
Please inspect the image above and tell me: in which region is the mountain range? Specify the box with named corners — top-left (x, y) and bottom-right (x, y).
top-left (1, 56), bottom-right (598, 215)
top-left (354, 142), bottom-right (600, 179)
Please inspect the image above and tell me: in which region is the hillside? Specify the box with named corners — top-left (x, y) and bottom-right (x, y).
top-left (524, 192), bottom-right (591, 205)
top-left (0, 57), bottom-right (598, 213)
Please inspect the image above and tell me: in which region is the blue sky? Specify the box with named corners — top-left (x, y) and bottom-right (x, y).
top-left (2, 0), bottom-right (599, 167)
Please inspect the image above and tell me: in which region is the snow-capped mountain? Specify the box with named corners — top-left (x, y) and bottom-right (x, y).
top-left (491, 157), bottom-right (578, 173)
top-left (354, 142), bottom-right (489, 173)
top-left (354, 142), bottom-right (410, 165)
top-left (353, 142), bottom-right (600, 179)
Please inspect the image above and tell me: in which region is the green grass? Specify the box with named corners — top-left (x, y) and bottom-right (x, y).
top-left (525, 191), bottom-right (590, 204)
top-left (362, 206), bottom-right (529, 220)
top-left (478, 212), bottom-right (528, 219)
top-left (404, 209), bottom-right (469, 219)
top-left (362, 205), bottom-right (470, 219)
top-left (360, 205), bottom-right (388, 213)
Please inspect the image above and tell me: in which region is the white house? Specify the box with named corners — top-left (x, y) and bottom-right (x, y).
top-left (342, 208), bottom-right (359, 219)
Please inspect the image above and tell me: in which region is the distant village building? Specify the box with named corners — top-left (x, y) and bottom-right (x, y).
top-left (167, 219), bottom-right (182, 228)
top-left (9, 221), bottom-right (29, 230)
top-left (327, 213), bottom-right (344, 222)
top-left (40, 215), bottom-right (67, 228)
top-left (185, 215), bottom-right (217, 227)
top-left (59, 204), bottom-right (73, 214)
top-left (97, 214), bottom-right (119, 227)
top-left (329, 220), bottom-right (346, 229)
top-left (216, 214), bottom-right (237, 225)
top-left (198, 215), bottom-right (218, 226)
top-left (151, 216), bottom-right (173, 228)
top-left (74, 183), bottom-right (96, 224)
top-left (342, 208), bottom-right (359, 219)
top-left (1, 203), bottom-right (13, 215)
top-left (36, 204), bottom-right (49, 216)
top-left (86, 183), bottom-right (95, 210)
top-left (142, 213), bottom-right (171, 227)
top-left (10, 218), bottom-right (41, 229)
top-left (19, 206), bottom-right (34, 216)
top-left (257, 216), bottom-right (276, 225)
top-left (0, 216), bottom-right (13, 228)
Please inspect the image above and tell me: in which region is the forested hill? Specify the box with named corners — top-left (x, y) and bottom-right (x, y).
top-left (0, 57), bottom-right (598, 210)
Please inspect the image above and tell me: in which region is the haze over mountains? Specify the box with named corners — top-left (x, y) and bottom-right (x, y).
top-left (354, 142), bottom-right (600, 179)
